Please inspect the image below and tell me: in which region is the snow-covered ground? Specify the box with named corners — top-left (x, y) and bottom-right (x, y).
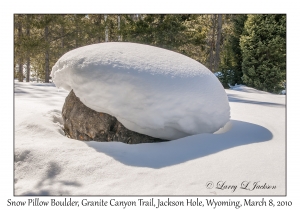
top-left (14, 82), bottom-right (285, 195)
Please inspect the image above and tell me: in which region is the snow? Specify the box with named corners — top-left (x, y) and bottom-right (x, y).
top-left (14, 81), bottom-right (285, 195)
top-left (229, 84), bottom-right (268, 93)
top-left (51, 42), bottom-right (230, 140)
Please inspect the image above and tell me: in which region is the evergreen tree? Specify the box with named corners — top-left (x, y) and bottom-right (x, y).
top-left (228, 14), bottom-right (247, 85)
top-left (14, 13), bottom-right (285, 91)
top-left (14, 14), bottom-right (24, 82)
top-left (25, 14), bottom-right (31, 82)
top-left (240, 14), bottom-right (286, 92)
top-left (217, 14), bottom-right (247, 87)
top-left (121, 15), bottom-right (187, 51)
top-left (86, 14), bottom-right (105, 44)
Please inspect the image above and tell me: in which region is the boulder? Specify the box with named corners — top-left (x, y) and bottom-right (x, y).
top-left (52, 42), bottom-right (230, 140)
top-left (62, 90), bottom-right (167, 144)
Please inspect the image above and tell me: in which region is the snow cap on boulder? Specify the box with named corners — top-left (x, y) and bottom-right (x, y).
top-left (51, 42), bottom-right (230, 140)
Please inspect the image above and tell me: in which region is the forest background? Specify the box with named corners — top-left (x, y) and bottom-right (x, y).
top-left (14, 14), bottom-right (286, 93)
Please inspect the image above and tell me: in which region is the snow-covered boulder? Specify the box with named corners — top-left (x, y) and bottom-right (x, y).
top-left (62, 90), bottom-right (165, 143)
top-left (51, 42), bottom-right (230, 140)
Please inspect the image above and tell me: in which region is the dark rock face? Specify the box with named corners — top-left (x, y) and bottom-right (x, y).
top-left (62, 90), bottom-right (167, 144)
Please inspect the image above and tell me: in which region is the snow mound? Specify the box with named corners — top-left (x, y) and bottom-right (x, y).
top-left (51, 42), bottom-right (230, 140)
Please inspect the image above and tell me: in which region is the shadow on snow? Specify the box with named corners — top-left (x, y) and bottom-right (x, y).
top-left (85, 120), bottom-right (273, 169)
top-left (21, 162), bottom-right (81, 196)
top-left (227, 94), bottom-right (285, 107)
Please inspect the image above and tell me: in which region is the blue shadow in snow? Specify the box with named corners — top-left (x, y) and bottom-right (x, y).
top-left (85, 120), bottom-right (273, 169)
top-left (227, 94), bottom-right (285, 107)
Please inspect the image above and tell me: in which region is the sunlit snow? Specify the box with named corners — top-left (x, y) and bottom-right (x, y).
top-left (51, 42), bottom-right (230, 140)
top-left (14, 82), bottom-right (285, 195)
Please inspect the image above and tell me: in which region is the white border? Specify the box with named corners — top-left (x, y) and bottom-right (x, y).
top-left (2, 0), bottom-right (298, 209)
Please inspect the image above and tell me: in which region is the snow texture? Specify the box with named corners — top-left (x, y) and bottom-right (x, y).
top-left (14, 82), bottom-right (285, 195)
top-left (51, 42), bottom-right (230, 140)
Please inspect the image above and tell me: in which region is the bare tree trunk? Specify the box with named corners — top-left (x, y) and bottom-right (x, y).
top-left (14, 62), bottom-right (16, 79)
top-left (45, 25), bottom-right (49, 83)
top-left (215, 14), bottom-right (222, 72)
top-left (26, 15), bottom-right (30, 82)
top-left (97, 15), bottom-right (102, 43)
top-left (208, 15), bottom-right (216, 72)
top-left (18, 58), bottom-right (23, 82)
top-left (117, 15), bottom-right (121, 41)
top-left (61, 25), bottom-right (64, 48)
top-left (18, 21), bottom-right (23, 82)
top-left (26, 58), bottom-right (30, 82)
top-left (104, 15), bottom-right (108, 42)
top-left (131, 14), bottom-right (139, 21)
top-left (60, 14), bottom-right (65, 49)
top-left (78, 22), bottom-right (81, 47)
top-left (75, 15), bottom-right (79, 48)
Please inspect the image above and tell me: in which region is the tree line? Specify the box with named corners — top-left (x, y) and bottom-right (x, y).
top-left (14, 14), bottom-right (286, 93)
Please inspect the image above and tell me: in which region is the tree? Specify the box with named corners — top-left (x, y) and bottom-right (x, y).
top-left (229, 14), bottom-right (247, 85)
top-left (240, 15), bottom-right (286, 92)
top-left (15, 13), bottom-right (285, 90)
top-left (208, 15), bottom-right (217, 71)
top-left (121, 14), bottom-right (188, 51)
top-left (214, 14), bottom-right (222, 72)
top-left (86, 14), bottom-right (105, 43)
top-left (15, 15), bottom-right (24, 82)
top-left (117, 15), bottom-right (121, 41)
top-left (44, 22), bottom-right (50, 83)
top-left (217, 14), bottom-right (247, 87)
top-left (18, 24), bottom-right (24, 82)
top-left (25, 15), bottom-right (31, 82)
top-left (104, 15), bottom-right (108, 42)
top-left (179, 15), bottom-right (210, 64)
top-left (198, 14), bottom-right (224, 72)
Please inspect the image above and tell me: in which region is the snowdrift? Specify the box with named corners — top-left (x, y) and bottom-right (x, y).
top-left (51, 42), bottom-right (230, 140)
top-left (14, 82), bottom-right (286, 195)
